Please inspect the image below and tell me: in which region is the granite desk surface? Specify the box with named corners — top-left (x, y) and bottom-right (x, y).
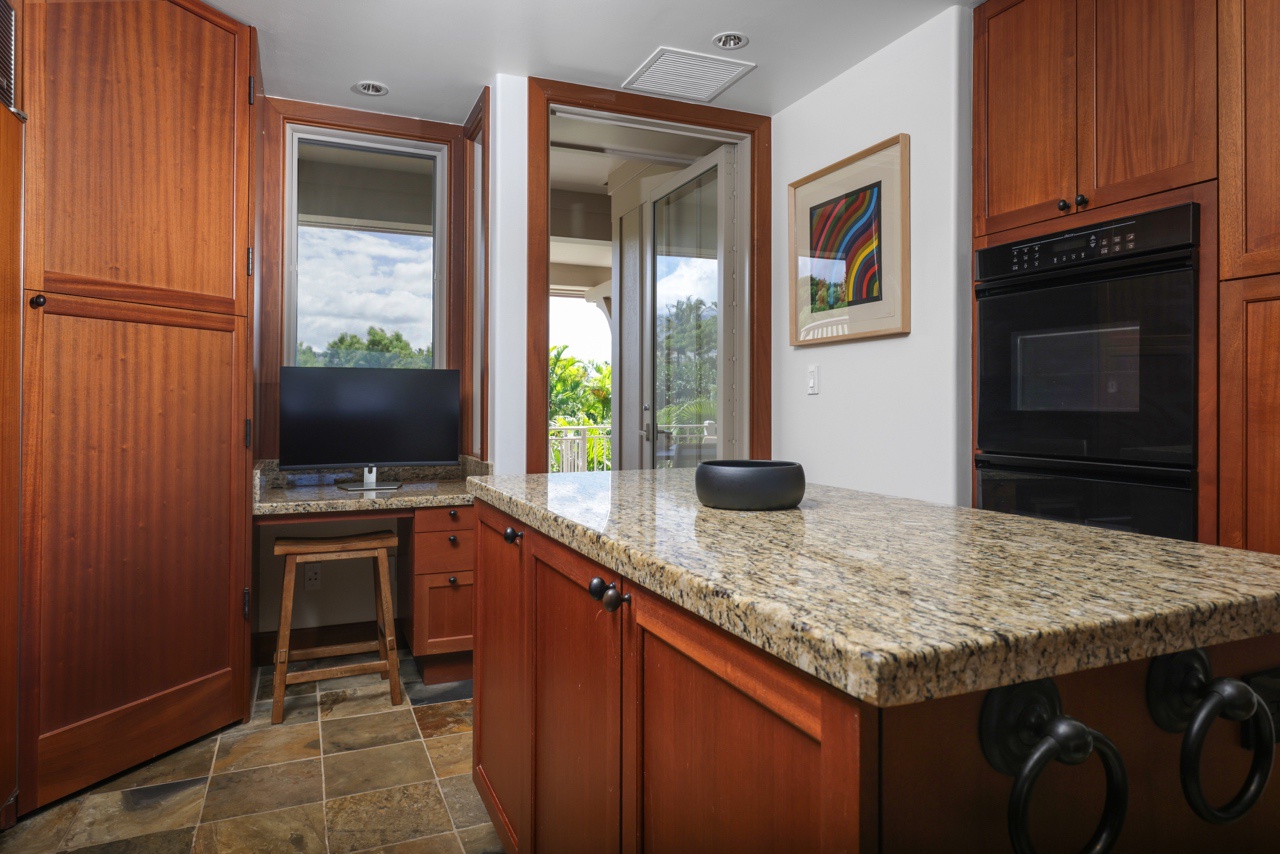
top-left (467, 470), bottom-right (1280, 708)
top-left (253, 460), bottom-right (476, 516)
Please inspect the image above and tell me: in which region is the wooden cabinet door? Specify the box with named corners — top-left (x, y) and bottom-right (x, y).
top-left (531, 535), bottom-right (623, 854)
top-left (19, 293), bottom-right (249, 809)
top-left (1076, 0), bottom-right (1216, 211)
top-left (413, 572), bottom-right (475, 655)
top-left (1219, 275), bottom-right (1280, 553)
top-left (974, 0), bottom-right (1077, 236)
top-left (473, 504), bottom-right (533, 853)
top-left (622, 586), bottom-right (875, 853)
top-left (23, 0), bottom-right (250, 315)
top-left (1220, 0), bottom-right (1280, 279)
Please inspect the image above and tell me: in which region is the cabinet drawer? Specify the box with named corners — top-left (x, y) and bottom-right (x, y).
top-left (415, 531), bottom-right (475, 574)
top-left (414, 571), bottom-right (475, 655)
top-left (414, 505), bottom-right (474, 533)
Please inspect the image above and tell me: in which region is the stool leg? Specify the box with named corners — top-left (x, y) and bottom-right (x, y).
top-left (273, 554), bottom-right (299, 725)
top-left (374, 547), bottom-right (403, 706)
top-left (371, 556), bottom-right (389, 680)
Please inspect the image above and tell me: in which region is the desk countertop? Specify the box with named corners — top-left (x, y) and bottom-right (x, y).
top-left (254, 480), bottom-right (474, 516)
top-left (467, 470), bottom-right (1280, 708)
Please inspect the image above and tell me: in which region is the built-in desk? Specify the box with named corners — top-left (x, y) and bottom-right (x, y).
top-left (251, 461), bottom-right (483, 683)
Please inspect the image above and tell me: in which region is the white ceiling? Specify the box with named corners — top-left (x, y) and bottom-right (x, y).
top-left (205, 0), bottom-right (977, 124)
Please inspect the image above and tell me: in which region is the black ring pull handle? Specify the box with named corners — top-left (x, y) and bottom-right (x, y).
top-left (980, 679), bottom-right (1129, 854)
top-left (1146, 649), bottom-right (1275, 823)
top-left (502, 527), bottom-right (523, 545)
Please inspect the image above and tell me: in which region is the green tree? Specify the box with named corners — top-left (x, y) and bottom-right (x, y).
top-left (655, 296), bottom-right (717, 413)
top-left (548, 344), bottom-right (611, 425)
top-left (296, 326), bottom-right (433, 368)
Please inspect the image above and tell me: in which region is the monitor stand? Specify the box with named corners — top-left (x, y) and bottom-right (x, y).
top-left (337, 466), bottom-right (403, 492)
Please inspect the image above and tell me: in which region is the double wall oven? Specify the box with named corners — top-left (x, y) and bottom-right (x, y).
top-left (974, 204), bottom-right (1198, 541)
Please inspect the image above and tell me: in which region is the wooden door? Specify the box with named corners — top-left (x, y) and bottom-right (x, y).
top-left (0, 106), bottom-right (23, 831)
top-left (473, 504), bottom-right (533, 853)
top-left (23, 0), bottom-right (250, 314)
top-left (1076, 0), bottom-right (1216, 211)
top-left (974, 0), bottom-right (1077, 236)
top-left (622, 586), bottom-right (875, 853)
top-left (19, 293), bottom-right (249, 808)
top-left (1219, 275), bottom-right (1280, 553)
top-left (532, 535), bottom-right (623, 854)
top-left (1220, 0), bottom-right (1280, 279)
top-left (413, 572), bottom-right (475, 655)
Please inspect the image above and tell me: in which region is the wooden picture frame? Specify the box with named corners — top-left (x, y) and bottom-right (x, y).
top-left (788, 134), bottom-right (910, 346)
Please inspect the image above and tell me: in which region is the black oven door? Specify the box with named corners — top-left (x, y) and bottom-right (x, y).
top-left (977, 262), bottom-right (1195, 466)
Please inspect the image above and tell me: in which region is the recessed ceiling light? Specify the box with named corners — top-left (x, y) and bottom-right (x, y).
top-left (351, 80), bottom-right (389, 97)
top-left (712, 32), bottom-right (749, 50)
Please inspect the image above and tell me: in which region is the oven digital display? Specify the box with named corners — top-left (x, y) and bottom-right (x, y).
top-left (1051, 236), bottom-right (1090, 253)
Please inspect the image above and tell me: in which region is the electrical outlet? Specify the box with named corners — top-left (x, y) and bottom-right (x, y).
top-left (304, 567), bottom-right (321, 591)
top-left (807, 364), bottom-right (820, 395)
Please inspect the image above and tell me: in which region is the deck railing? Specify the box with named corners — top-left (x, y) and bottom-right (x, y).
top-left (549, 422), bottom-right (717, 473)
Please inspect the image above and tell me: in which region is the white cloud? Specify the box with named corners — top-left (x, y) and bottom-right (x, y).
top-left (296, 228), bottom-right (434, 351)
top-left (655, 256), bottom-right (718, 316)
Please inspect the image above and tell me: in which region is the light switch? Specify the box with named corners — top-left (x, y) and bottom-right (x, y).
top-left (807, 365), bottom-right (819, 395)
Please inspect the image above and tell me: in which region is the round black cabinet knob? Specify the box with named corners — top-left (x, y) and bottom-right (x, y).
top-left (29, 294), bottom-right (46, 308)
top-left (448, 535), bottom-right (458, 545)
top-left (1075, 194), bottom-right (1090, 207)
top-left (503, 527), bottom-right (523, 545)
top-left (449, 509), bottom-right (458, 519)
top-left (1057, 199), bottom-right (1071, 212)
top-left (448, 576), bottom-right (457, 584)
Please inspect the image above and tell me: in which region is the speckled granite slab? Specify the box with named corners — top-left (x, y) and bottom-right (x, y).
top-left (254, 460), bottom-right (476, 515)
top-left (467, 470), bottom-right (1280, 708)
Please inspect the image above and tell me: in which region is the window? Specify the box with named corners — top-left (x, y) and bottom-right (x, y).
top-left (284, 127), bottom-right (448, 368)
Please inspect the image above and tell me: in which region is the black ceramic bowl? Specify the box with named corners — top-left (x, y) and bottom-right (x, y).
top-left (694, 460), bottom-right (806, 511)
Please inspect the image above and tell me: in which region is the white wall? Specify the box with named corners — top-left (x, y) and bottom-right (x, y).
top-left (771, 6), bottom-right (973, 505)
top-left (488, 74), bottom-right (530, 474)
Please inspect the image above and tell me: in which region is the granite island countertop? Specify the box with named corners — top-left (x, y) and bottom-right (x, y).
top-left (467, 470), bottom-right (1280, 707)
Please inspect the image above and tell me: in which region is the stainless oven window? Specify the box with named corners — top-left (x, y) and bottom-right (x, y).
top-left (1014, 322), bottom-right (1140, 412)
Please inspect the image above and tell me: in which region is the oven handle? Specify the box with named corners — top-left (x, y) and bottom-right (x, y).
top-left (975, 248), bottom-right (1195, 298)
top-left (975, 454), bottom-right (1195, 489)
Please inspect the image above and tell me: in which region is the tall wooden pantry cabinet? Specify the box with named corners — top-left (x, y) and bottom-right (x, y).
top-left (18, 0), bottom-right (254, 810)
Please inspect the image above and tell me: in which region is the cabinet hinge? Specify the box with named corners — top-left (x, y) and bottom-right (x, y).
top-left (243, 588), bottom-right (251, 620)
top-left (244, 418), bottom-right (252, 449)
top-left (248, 76), bottom-right (255, 106)
top-left (246, 246), bottom-right (254, 277)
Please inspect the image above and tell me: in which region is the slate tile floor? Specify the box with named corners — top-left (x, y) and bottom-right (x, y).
top-left (0, 653), bottom-right (505, 853)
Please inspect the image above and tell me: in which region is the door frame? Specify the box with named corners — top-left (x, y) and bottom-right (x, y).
top-left (526, 77), bottom-right (771, 473)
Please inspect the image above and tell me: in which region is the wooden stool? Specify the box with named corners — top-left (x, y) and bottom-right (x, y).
top-left (271, 530), bottom-right (403, 724)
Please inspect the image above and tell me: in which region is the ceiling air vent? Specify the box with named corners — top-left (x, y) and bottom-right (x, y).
top-left (622, 47), bottom-right (755, 103)
top-left (0, 0), bottom-right (14, 110)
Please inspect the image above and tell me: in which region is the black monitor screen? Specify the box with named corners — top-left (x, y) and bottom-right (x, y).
top-left (279, 367), bottom-right (460, 469)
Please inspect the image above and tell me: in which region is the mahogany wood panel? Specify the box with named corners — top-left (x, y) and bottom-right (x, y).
top-left (19, 293), bottom-right (249, 810)
top-left (463, 87), bottom-right (490, 460)
top-left (531, 535), bottom-right (622, 854)
top-left (881, 634), bottom-right (1280, 850)
top-left (413, 572), bottom-right (475, 655)
top-left (415, 651), bottom-right (472, 685)
top-left (974, 0), bottom-right (1077, 236)
top-left (473, 503), bottom-right (532, 852)
top-left (0, 107), bottom-right (22, 831)
top-left (414, 531), bottom-right (474, 574)
top-left (622, 584), bottom-right (872, 852)
top-left (255, 98), bottom-right (464, 460)
top-left (972, 182), bottom-right (1220, 544)
top-left (1219, 0), bottom-right (1280, 279)
top-left (25, 0), bottom-right (249, 313)
top-left (1219, 274), bottom-right (1280, 553)
top-left (414, 505), bottom-right (475, 533)
top-left (525, 77), bottom-right (772, 472)
top-left (1076, 0), bottom-right (1216, 211)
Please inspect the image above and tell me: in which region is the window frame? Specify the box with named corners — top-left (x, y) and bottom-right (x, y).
top-left (282, 123), bottom-right (450, 368)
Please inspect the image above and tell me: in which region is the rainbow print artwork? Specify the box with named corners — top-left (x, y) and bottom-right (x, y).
top-left (808, 181), bottom-right (882, 312)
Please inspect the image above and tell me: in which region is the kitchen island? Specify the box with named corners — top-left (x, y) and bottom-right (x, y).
top-left (466, 470), bottom-right (1280, 852)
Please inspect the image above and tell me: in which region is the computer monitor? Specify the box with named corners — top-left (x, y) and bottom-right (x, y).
top-left (279, 366), bottom-right (460, 491)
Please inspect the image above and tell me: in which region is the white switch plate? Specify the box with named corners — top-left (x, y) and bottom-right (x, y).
top-left (304, 567), bottom-right (321, 591)
top-left (807, 364), bottom-right (819, 395)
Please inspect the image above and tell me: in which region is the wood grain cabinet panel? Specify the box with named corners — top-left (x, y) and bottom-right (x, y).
top-left (25, 0), bottom-right (250, 315)
top-left (1219, 276), bottom-right (1280, 554)
top-left (1220, 0), bottom-right (1280, 279)
top-left (1077, 0), bottom-right (1216, 209)
top-left (20, 293), bottom-right (248, 806)
top-left (974, 0), bottom-right (1077, 235)
top-left (413, 572), bottom-right (475, 655)
top-left (473, 504), bottom-right (532, 853)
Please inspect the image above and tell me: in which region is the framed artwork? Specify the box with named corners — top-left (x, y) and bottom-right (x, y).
top-left (788, 134), bottom-right (910, 345)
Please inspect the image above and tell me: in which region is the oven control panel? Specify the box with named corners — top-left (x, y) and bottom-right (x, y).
top-left (976, 203), bottom-right (1198, 282)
